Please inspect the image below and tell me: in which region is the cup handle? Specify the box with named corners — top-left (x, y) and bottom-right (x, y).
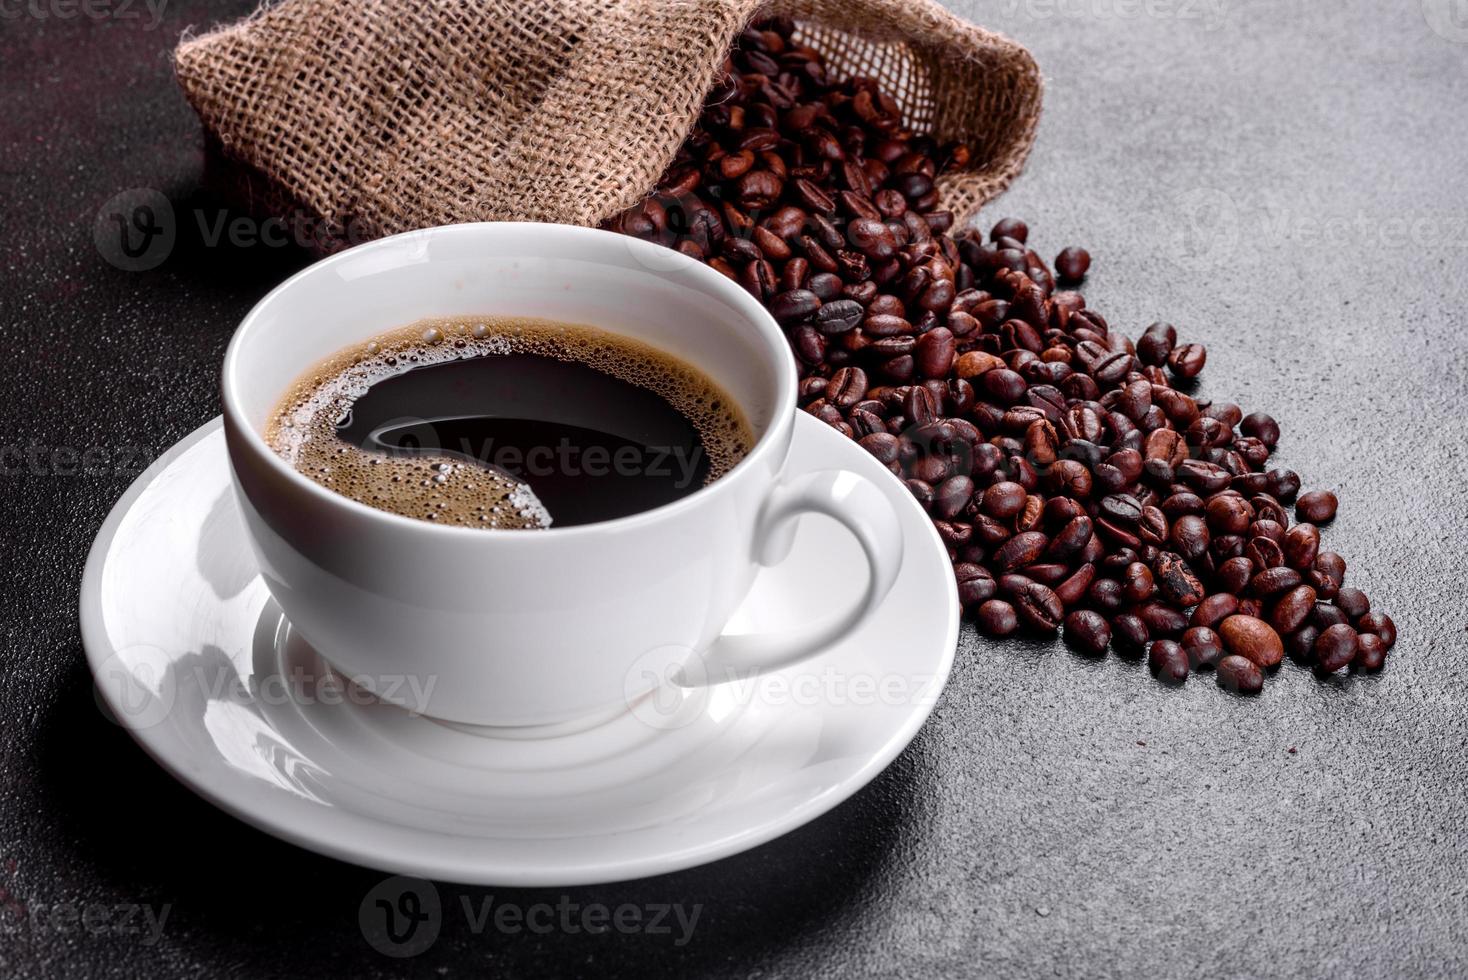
top-left (676, 468), bottom-right (905, 686)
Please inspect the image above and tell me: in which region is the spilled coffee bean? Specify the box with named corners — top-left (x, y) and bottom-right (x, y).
top-left (1217, 655), bottom-right (1264, 694)
top-left (608, 16), bottom-right (1395, 694)
top-left (1148, 640), bottom-right (1189, 684)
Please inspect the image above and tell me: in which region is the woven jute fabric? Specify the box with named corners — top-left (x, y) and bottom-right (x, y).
top-left (175, 0), bottom-right (1041, 243)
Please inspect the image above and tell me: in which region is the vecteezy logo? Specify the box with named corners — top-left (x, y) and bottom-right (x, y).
top-left (1423, 0), bottom-right (1468, 41)
top-left (622, 644), bottom-right (710, 731)
top-left (358, 876), bottom-right (441, 958)
top-left (93, 188), bottom-right (175, 272)
top-left (92, 644), bottom-right (179, 730)
top-left (1166, 186), bottom-right (1240, 273)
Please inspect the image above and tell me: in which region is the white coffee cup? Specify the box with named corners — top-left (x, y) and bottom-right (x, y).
top-left (221, 222), bottom-right (904, 727)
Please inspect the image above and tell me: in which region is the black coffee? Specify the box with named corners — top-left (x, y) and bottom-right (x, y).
top-left (266, 317), bottom-right (753, 529)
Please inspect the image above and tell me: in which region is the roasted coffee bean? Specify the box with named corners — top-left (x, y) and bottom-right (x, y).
top-left (935, 475), bottom-right (975, 519)
top-left (1314, 623), bottom-right (1358, 672)
top-left (1248, 566), bottom-right (1302, 598)
top-left (1092, 351), bottom-right (1135, 387)
top-left (1064, 610), bottom-right (1111, 656)
top-left (1017, 494), bottom-right (1046, 532)
top-left (1099, 494), bottom-right (1142, 526)
top-left (1055, 246), bottom-right (1090, 283)
top-left (1270, 585), bottom-right (1317, 635)
top-left (1245, 536), bottom-right (1285, 570)
top-left (1121, 561), bottom-right (1155, 603)
top-left (1204, 401), bottom-right (1244, 428)
top-left (1152, 552), bottom-right (1204, 606)
top-left (916, 327), bottom-right (957, 378)
top-left (910, 454), bottom-right (952, 484)
top-left (813, 298), bottom-right (865, 334)
top-left (827, 366), bottom-right (868, 408)
top-left (1148, 640), bottom-right (1189, 684)
top-left (1205, 495), bottom-right (1253, 535)
top-left (1166, 343), bottom-right (1206, 379)
top-left (865, 313), bottom-right (914, 337)
top-left (1218, 614), bottom-right (1284, 669)
top-left (981, 481), bottom-right (1027, 520)
top-left (740, 257), bottom-right (776, 299)
top-left (1014, 582), bottom-right (1064, 631)
top-left (905, 478), bottom-right (935, 512)
top-left (1048, 460), bottom-right (1093, 499)
top-left (791, 325), bottom-right (826, 365)
top-left (1213, 534), bottom-right (1246, 561)
top-left (894, 172), bottom-right (934, 201)
top-left (954, 562), bottom-right (997, 609)
top-left (1216, 655), bottom-right (1263, 694)
top-left (1024, 419), bottom-right (1060, 467)
top-left (991, 217), bottom-right (1028, 243)
top-left (1354, 633), bottom-right (1386, 671)
top-left (793, 177), bottom-right (836, 214)
top-left (1288, 624), bottom-right (1320, 662)
top-left (1314, 551), bottom-right (1347, 588)
top-left (981, 368), bottom-right (1028, 404)
top-left (997, 573), bottom-right (1035, 596)
top-left (1092, 575), bottom-right (1121, 613)
top-left (1045, 495), bottom-right (1087, 524)
top-left (1249, 519), bottom-right (1285, 544)
top-left (779, 257), bottom-right (809, 292)
top-left (1112, 613), bottom-right (1150, 655)
top-left (1191, 592), bottom-right (1239, 629)
top-left (1314, 602), bottom-right (1349, 630)
top-left (1182, 626), bottom-right (1225, 669)
top-left (1169, 515), bottom-right (1210, 562)
top-left (904, 384), bottom-right (939, 424)
top-left (956, 350), bottom-right (1005, 379)
top-left (1177, 460), bottom-right (1231, 494)
top-left (806, 400), bottom-right (843, 427)
top-left (1266, 467), bottom-right (1301, 502)
top-left (1054, 562), bottom-right (1096, 606)
top-left (934, 520), bottom-right (973, 548)
top-left (848, 217), bottom-right (897, 259)
top-left (1161, 491), bottom-right (1205, 518)
top-left (849, 408), bottom-right (885, 438)
top-left (1295, 489), bottom-right (1338, 524)
top-left (1186, 416), bottom-right (1228, 448)
top-left (1282, 523), bottom-right (1320, 570)
top-left (994, 531), bottom-right (1050, 572)
top-left (945, 379), bottom-right (978, 416)
top-left (1137, 602), bottom-right (1188, 638)
top-left (1240, 412), bottom-right (1280, 447)
top-left (1216, 557), bottom-right (1254, 595)
top-left (1047, 515), bottom-right (1093, 559)
top-left (976, 599), bottom-right (1019, 636)
top-left (771, 288), bottom-right (821, 323)
top-left (1137, 322), bottom-right (1177, 366)
top-left (1335, 587), bottom-right (1370, 620)
top-left (859, 432), bottom-right (900, 465)
top-left (839, 235), bottom-right (880, 282)
top-left (737, 169), bottom-right (783, 209)
top-left (607, 22), bottom-right (1396, 697)
top-left (1357, 611), bottom-right (1396, 649)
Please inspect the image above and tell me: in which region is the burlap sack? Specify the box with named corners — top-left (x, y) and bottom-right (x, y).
top-left (175, 0), bottom-right (1041, 244)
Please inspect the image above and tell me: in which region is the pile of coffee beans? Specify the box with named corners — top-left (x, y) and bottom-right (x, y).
top-left (606, 17), bottom-right (1395, 691)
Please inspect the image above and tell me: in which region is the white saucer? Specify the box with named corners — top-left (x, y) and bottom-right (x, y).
top-left (80, 413), bottom-right (958, 886)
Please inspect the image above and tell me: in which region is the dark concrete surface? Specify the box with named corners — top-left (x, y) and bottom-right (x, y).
top-left (2, 0), bottom-right (1466, 976)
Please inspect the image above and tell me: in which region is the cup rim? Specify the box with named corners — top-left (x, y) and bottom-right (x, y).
top-left (220, 221), bottom-right (798, 538)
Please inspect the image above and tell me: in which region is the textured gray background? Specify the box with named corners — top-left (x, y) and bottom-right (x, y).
top-left (1, 0), bottom-right (1466, 977)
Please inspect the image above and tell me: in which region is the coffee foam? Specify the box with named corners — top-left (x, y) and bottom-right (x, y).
top-left (265, 316), bottom-right (754, 529)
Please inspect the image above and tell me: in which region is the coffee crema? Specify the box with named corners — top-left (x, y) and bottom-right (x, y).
top-left (266, 316), bottom-right (754, 529)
